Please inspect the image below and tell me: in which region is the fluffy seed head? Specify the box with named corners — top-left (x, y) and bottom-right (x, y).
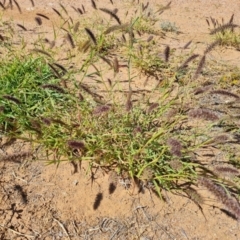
top-left (198, 177), bottom-right (240, 220)
top-left (167, 138), bottom-right (182, 157)
top-left (92, 105), bottom-right (111, 116)
top-left (188, 108), bottom-right (219, 121)
top-left (67, 140), bottom-right (85, 149)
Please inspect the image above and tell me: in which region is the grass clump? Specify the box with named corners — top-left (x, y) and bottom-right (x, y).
top-left (207, 15), bottom-right (240, 48)
top-left (160, 20), bottom-right (178, 33)
top-left (0, 1), bottom-right (240, 218)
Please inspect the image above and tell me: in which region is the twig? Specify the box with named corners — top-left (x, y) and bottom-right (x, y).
top-left (12, 171), bottom-right (28, 183)
top-left (53, 217), bottom-right (71, 240)
top-left (0, 224), bottom-right (35, 238)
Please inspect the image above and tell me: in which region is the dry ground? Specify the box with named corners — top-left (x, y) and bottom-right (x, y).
top-left (1, 0), bottom-right (240, 239)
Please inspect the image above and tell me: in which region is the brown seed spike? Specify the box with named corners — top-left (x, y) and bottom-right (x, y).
top-left (14, 185), bottom-right (28, 204)
top-left (0, 2), bottom-right (5, 9)
top-left (73, 21), bottom-right (80, 32)
top-left (71, 6), bottom-right (77, 13)
top-left (40, 117), bottom-right (51, 126)
top-left (229, 14), bottom-right (234, 24)
top-left (100, 8), bottom-right (121, 25)
top-left (109, 183), bottom-right (117, 194)
top-left (9, 0), bottom-right (13, 10)
top-left (193, 85), bottom-right (211, 95)
top-left (59, 3), bottom-right (68, 15)
top-left (211, 89), bottom-right (240, 99)
top-left (41, 84), bottom-right (65, 93)
top-left (13, 0), bottom-right (22, 14)
top-left (141, 167), bottom-right (154, 180)
top-left (99, 56), bottom-right (112, 67)
top-left (210, 23), bottom-right (238, 35)
top-left (3, 95), bottom-right (21, 104)
top-left (198, 177), bottom-right (240, 220)
top-left (77, 8), bottom-right (83, 15)
top-left (183, 40), bottom-right (192, 49)
top-left (164, 45), bottom-right (170, 62)
top-left (206, 19), bottom-right (210, 27)
top-left (169, 159), bottom-right (182, 171)
top-left (66, 32), bottom-right (75, 48)
top-left (147, 102), bottom-right (159, 114)
top-left (113, 57), bottom-right (119, 74)
top-left (188, 108), bottom-right (219, 121)
top-left (204, 40), bottom-right (220, 54)
top-left (147, 35), bottom-right (153, 42)
top-left (184, 188), bottom-right (204, 205)
top-left (82, 4), bottom-right (86, 13)
top-left (92, 105), bottom-right (111, 116)
top-left (107, 78), bottom-right (112, 86)
top-left (108, 171), bottom-right (118, 194)
top-left (30, 0), bottom-right (34, 7)
top-left (178, 54), bottom-right (199, 70)
top-left (35, 17), bottom-right (42, 26)
top-left (125, 86), bottom-right (133, 112)
top-left (32, 48), bottom-right (52, 58)
top-left (85, 28), bottom-right (97, 45)
top-left (142, 2), bottom-right (149, 11)
top-left (193, 55), bottom-right (206, 79)
top-left (214, 165), bottom-right (239, 178)
top-left (52, 8), bottom-right (63, 19)
top-left (212, 134), bottom-right (229, 144)
top-left (17, 24), bottom-right (27, 31)
top-left (67, 140), bottom-right (85, 149)
top-left (91, 0), bottom-right (97, 9)
top-left (48, 63), bottom-right (61, 78)
top-left (53, 63), bottom-right (68, 74)
top-left (93, 193), bottom-right (103, 210)
top-left (0, 34), bottom-right (5, 41)
top-left (167, 138), bottom-right (182, 157)
top-left (36, 13), bottom-right (50, 20)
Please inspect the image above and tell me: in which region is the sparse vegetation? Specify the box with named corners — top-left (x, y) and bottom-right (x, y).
top-left (160, 20), bottom-right (178, 33)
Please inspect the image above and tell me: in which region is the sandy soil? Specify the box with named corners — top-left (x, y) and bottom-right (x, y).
top-left (1, 0), bottom-right (240, 239)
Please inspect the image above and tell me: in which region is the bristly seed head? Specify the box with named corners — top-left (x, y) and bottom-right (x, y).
top-left (211, 89), bottom-right (240, 99)
top-left (184, 188), bottom-right (204, 205)
top-left (3, 95), bottom-right (21, 104)
top-left (164, 45), bottom-right (170, 62)
top-left (212, 134), bottom-right (229, 144)
top-left (40, 117), bottom-right (52, 126)
top-left (35, 16), bottom-right (42, 26)
top-left (198, 177), bottom-right (240, 220)
top-left (210, 23), bottom-right (239, 35)
top-left (141, 167), bottom-right (154, 180)
top-left (188, 108), bottom-right (219, 121)
top-left (178, 54), bottom-right (199, 70)
top-left (93, 192), bottom-right (103, 210)
top-left (92, 105), bottom-right (111, 116)
top-left (169, 159), bottom-right (182, 170)
top-left (214, 165), bottom-right (239, 178)
top-left (100, 8), bottom-right (121, 25)
top-left (193, 55), bottom-right (206, 80)
top-left (147, 102), bottom-right (159, 114)
top-left (167, 138), bottom-right (182, 157)
top-left (41, 84), bottom-right (65, 93)
top-left (67, 140), bottom-right (85, 149)
top-left (85, 28), bottom-right (97, 45)
top-left (66, 32), bottom-right (75, 48)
